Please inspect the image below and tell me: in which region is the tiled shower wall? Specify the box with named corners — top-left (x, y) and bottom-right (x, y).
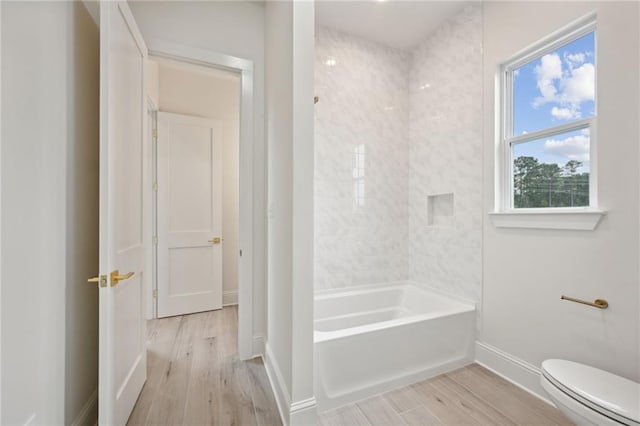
top-left (314, 27), bottom-right (410, 291)
top-left (408, 5), bottom-right (483, 302)
top-left (314, 5), bottom-right (483, 301)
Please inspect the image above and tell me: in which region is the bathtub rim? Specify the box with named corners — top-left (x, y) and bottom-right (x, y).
top-left (314, 280), bottom-right (477, 306)
top-left (314, 282), bottom-right (476, 343)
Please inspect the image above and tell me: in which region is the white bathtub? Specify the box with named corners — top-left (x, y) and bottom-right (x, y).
top-left (314, 282), bottom-right (476, 411)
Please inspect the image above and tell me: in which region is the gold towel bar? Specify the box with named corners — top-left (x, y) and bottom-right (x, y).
top-left (561, 295), bottom-right (608, 309)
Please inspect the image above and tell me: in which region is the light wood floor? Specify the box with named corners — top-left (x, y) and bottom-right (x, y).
top-left (319, 364), bottom-right (572, 426)
top-left (127, 308), bottom-right (571, 426)
top-left (127, 307), bottom-right (282, 426)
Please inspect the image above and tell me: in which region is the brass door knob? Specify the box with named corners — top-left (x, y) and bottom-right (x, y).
top-left (110, 270), bottom-right (135, 287)
top-left (88, 270), bottom-right (134, 287)
top-left (208, 237), bottom-right (222, 244)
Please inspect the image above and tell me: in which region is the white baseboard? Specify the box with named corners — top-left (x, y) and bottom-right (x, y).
top-left (475, 341), bottom-right (554, 405)
top-left (223, 290), bottom-right (238, 306)
top-left (263, 344), bottom-right (290, 425)
top-left (262, 344), bottom-right (318, 426)
top-left (290, 397), bottom-right (318, 425)
top-left (252, 334), bottom-right (265, 357)
top-left (71, 388), bottom-right (98, 426)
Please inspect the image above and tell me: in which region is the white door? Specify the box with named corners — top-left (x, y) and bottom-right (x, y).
top-left (92, 2), bottom-right (148, 425)
top-left (157, 112), bottom-right (223, 317)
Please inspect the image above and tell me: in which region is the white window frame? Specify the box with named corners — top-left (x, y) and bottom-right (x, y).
top-left (491, 15), bottom-right (606, 230)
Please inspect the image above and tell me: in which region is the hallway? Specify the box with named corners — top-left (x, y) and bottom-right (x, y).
top-left (127, 307), bottom-right (282, 426)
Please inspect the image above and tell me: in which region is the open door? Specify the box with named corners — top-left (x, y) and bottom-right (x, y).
top-left (89, 2), bottom-right (148, 424)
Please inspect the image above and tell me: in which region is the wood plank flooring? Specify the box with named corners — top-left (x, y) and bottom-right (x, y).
top-left (319, 364), bottom-right (573, 426)
top-left (128, 307), bottom-right (571, 426)
top-left (127, 307), bottom-right (282, 426)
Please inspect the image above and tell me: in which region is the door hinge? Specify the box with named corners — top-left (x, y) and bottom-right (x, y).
top-left (152, 182), bottom-right (158, 191)
top-left (239, 249), bottom-right (243, 257)
top-left (153, 289), bottom-right (158, 298)
top-left (152, 235), bottom-right (158, 245)
top-left (152, 129), bottom-right (158, 139)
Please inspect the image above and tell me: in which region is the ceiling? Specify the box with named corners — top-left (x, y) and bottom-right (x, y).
top-left (315, 1), bottom-right (472, 51)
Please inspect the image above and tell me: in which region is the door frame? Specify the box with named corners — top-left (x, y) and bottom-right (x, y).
top-left (145, 40), bottom-right (255, 360)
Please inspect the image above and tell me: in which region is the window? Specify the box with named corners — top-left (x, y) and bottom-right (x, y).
top-left (501, 21), bottom-right (596, 210)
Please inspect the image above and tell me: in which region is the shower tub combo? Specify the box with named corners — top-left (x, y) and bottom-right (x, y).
top-left (314, 282), bottom-right (476, 411)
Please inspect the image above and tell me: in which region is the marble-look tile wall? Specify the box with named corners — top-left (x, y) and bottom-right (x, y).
top-left (314, 6), bottom-right (482, 302)
top-left (408, 5), bottom-right (483, 302)
top-left (314, 27), bottom-right (410, 291)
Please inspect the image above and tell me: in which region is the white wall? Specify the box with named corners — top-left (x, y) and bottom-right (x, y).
top-left (2, 3), bottom-right (65, 422)
top-left (291, 0), bottom-right (316, 418)
top-left (2, 1), bottom-right (99, 424)
top-left (266, 0), bottom-right (294, 406)
top-left (481, 1), bottom-right (640, 395)
top-left (314, 27), bottom-right (410, 292)
top-left (155, 61), bottom-right (240, 304)
top-left (409, 5), bottom-right (483, 303)
top-left (65, 2), bottom-right (100, 424)
top-left (130, 0), bottom-right (267, 338)
top-left (265, 1), bottom-right (316, 423)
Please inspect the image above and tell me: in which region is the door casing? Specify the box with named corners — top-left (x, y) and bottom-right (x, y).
top-left (145, 41), bottom-right (255, 361)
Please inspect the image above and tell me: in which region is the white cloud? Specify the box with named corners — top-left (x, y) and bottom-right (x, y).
top-left (564, 52), bottom-right (586, 68)
top-left (543, 134), bottom-right (590, 162)
top-left (534, 53), bottom-right (563, 103)
top-left (559, 62), bottom-right (595, 106)
top-left (551, 106), bottom-right (579, 120)
top-left (532, 51), bottom-right (595, 121)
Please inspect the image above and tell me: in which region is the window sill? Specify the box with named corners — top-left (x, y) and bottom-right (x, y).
top-left (488, 209), bottom-right (606, 231)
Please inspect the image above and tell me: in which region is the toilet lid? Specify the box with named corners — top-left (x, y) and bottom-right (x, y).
top-left (542, 359), bottom-right (640, 425)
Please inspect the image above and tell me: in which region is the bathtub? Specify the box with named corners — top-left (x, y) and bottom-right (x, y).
top-left (314, 282), bottom-right (476, 411)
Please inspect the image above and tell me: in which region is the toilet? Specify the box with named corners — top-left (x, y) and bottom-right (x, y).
top-left (541, 359), bottom-right (640, 426)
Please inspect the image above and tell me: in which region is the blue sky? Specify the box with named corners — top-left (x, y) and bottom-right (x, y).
top-left (512, 32), bottom-right (595, 172)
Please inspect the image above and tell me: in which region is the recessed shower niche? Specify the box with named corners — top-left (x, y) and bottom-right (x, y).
top-left (427, 192), bottom-right (455, 228)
